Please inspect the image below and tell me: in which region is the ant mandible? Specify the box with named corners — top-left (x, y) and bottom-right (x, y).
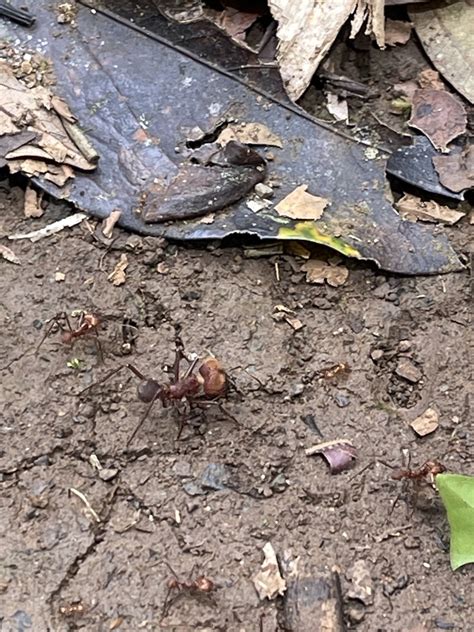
top-left (37, 311), bottom-right (103, 363)
top-left (82, 335), bottom-right (236, 445)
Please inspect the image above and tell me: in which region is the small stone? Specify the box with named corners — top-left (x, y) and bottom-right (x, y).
top-left (99, 468), bottom-right (119, 481)
top-left (54, 271), bottom-right (65, 282)
top-left (200, 463), bottom-right (231, 490)
top-left (334, 393), bottom-right (350, 408)
top-left (72, 415), bottom-right (87, 424)
top-left (33, 455), bottom-right (50, 467)
top-left (32, 319), bottom-right (43, 330)
top-left (185, 499), bottom-right (200, 513)
top-left (398, 340), bottom-right (411, 352)
top-left (410, 408), bottom-right (439, 436)
top-left (371, 349), bottom-right (384, 361)
top-left (395, 359), bottom-right (422, 383)
top-left (80, 402), bottom-right (96, 419)
top-left (172, 461), bottom-right (192, 477)
top-left (403, 536), bottom-right (420, 549)
top-left (289, 383), bottom-right (304, 398)
top-left (254, 183), bottom-right (274, 198)
top-left (183, 481), bottom-right (205, 496)
top-left (181, 290), bottom-right (201, 301)
top-left (312, 297), bottom-right (332, 310)
top-left (346, 603), bottom-right (366, 624)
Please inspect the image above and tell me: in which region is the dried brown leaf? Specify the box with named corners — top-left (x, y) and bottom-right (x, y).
top-left (395, 193), bottom-right (465, 225)
top-left (0, 244), bottom-right (21, 264)
top-left (50, 95), bottom-right (77, 123)
top-left (326, 93), bottom-right (349, 123)
top-left (101, 209), bottom-right (122, 239)
top-left (23, 186), bottom-right (43, 218)
top-left (275, 185), bottom-right (328, 220)
top-left (432, 146), bottom-right (474, 193)
top-left (108, 254), bottom-right (128, 286)
top-left (417, 68), bottom-right (445, 91)
top-left (385, 19), bottom-right (412, 46)
top-left (408, 89), bottom-right (467, 152)
top-left (217, 122), bottom-right (282, 148)
top-left (253, 542), bottom-right (286, 600)
top-left (302, 259), bottom-right (349, 286)
top-left (213, 8), bottom-right (259, 41)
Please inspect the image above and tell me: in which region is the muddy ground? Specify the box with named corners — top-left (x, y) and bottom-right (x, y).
top-left (0, 175), bottom-right (472, 632)
top-left (1, 6), bottom-right (473, 630)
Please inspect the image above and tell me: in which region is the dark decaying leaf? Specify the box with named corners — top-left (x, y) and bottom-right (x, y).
top-left (408, 89), bottom-right (467, 152)
top-left (305, 440), bottom-right (357, 474)
top-left (3, 1), bottom-right (463, 275)
top-left (432, 145), bottom-right (474, 193)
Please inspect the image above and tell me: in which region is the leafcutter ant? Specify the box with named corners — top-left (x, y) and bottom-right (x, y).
top-left (37, 310), bottom-right (104, 363)
top-left (82, 336), bottom-right (237, 445)
top-left (161, 561), bottom-right (215, 618)
top-left (388, 459), bottom-right (446, 515)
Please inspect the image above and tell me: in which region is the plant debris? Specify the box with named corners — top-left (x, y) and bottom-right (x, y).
top-left (301, 259), bottom-right (349, 287)
top-left (432, 145), bottom-right (474, 194)
top-left (253, 542), bottom-right (286, 600)
top-left (410, 408), bottom-right (439, 437)
top-left (0, 244), bottom-right (21, 265)
top-left (326, 93), bottom-right (349, 123)
top-left (305, 439), bottom-right (357, 474)
top-left (102, 209), bottom-right (122, 239)
top-left (408, 89), bottom-right (467, 152)
top-left (346, 560), bottom-right (374, 606)
top-left (385, 19), bottom-right (412, 46)
top-left (217, 122), bottom-right (283, 148)
top-left (23, 186), bottom-right (43, 218)
top-left (395, 194), bottom-right (465, 225)
top-left (8, 213), bottom-right (87, 242)
top-left (108, 254), bottom-right (128, 286)
top-left (275, 185), bottom-right (329, 221)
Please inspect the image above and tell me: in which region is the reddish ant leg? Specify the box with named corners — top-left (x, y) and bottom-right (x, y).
top-left (36, 312), bottom-right (69, 352)
top-left (125, 388), bottom-right (161, 447)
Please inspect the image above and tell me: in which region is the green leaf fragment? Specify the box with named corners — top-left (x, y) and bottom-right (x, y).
top-left (436, 473), bottom-right (474, 570)
top-left (278, 221), bottom-right (362, 259)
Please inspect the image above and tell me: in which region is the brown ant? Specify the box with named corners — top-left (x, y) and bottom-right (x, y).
top-left (316, 362), bottom-right (351, 381)
top-left (82, 336), bottom-right (237, 445)
top-left (37, 311), bottom-right (103, 363)
top-left (161, 561), bottom-right (215, 618)
top-left (391, 460), bottom-right (446, 482)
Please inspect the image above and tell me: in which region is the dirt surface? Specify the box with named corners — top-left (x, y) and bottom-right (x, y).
top-left (0, 174), bottom-right (472, 632)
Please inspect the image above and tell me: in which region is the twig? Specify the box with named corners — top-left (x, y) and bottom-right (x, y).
top-left (69, 487), bottom-right (101, 523)
top-left (9, 213), bottom-right (87, 242)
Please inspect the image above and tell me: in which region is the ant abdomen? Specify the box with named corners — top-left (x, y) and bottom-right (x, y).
top-left (137, 379), bottom-right (161, 403)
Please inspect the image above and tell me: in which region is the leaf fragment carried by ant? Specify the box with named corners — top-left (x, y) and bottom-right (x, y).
top-left (0, 243), bottom-right (21, 265)
top-left (410, 407), bottom-right (439, 437)
top-left (436, 473), bottom-right (474, 570)
top-left (253, 542), bottom-right (287, 600)
top-left (217, 122), bottom-right (283, 148)
top-left (102, 209), bottom-right (122, 239)
top-left (275, 185), bottom-right (329, 221)
top-left (108, 253), bottom-right (128, 286)
top-left (301, 259), bottom-right (349, 287)
top-left (306, 439), bottom-right (357, 474)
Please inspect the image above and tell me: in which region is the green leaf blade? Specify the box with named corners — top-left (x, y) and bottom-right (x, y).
top-left (436, 473), bottom-right (474, 570)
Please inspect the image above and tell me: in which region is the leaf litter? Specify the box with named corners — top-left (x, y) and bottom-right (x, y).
top-left (305, 440), bottom-right (357, 474)
top-left (301, 259), bottom-right (349, 287)
top-left (108, 254), bottom-right (128, 286)
top-left (253, 542), bottom-right (286, 600)
top-left (275, 185), bottom-right (329, 221)
top-left (395, 194), bottom-right (465, 225)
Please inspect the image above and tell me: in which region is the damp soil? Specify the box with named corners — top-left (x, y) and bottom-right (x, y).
top-left (0, 10), bottom-right (473, 632)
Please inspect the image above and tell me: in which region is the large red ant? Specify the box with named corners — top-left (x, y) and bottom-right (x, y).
top-left (82, 336), bottom-right (237, 445)
top-left (161, 561), bottom-right (215, 619)
top-left (391, 460), bottom-right (446, 482)
top-left (37, 311), bottom-right (103, 363)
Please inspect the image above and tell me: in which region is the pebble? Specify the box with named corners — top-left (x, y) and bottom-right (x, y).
top-left (395, 359), bottom-right (422, 383)
top-left (200, 463), bottom-right (231, 490)
top-left (403, 536), bottom-right (420, 549)
top-left (183, 481), bottom-right (205, 496)
top-left (398, 340), bottom-right (411, 352)
top-left (254, 183), bottom-right (274, 198)
top-left (181, 290), bottom-right (201, 301)
top-left (312, 298), bottom-right (332, 310)
top-left (33, 455), bottom-right (50, 467)
top-left (99, 468), bottom-right (119, 481)
top-left (334, 393), bottom-right (350, 408)
top-left (371, 349), bottom-right (384, 361)
top-left (172, 460), bottom-right (192, 477)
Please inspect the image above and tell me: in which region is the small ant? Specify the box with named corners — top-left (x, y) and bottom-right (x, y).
top-left (161, 561), bottom-right (215, 618)
top-left (37, 311), bottom-right (103, 363)
top-left (82, 336), bottom-right (237, 445)
top-left (316, 362), bottom-right (351, 381)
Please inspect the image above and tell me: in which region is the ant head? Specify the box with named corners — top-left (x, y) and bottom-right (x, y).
top-left (137, 379), bottom-right (161, 403)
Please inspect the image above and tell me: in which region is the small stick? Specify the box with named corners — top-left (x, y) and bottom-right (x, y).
top-left (69, 488), bottom-right (101, 523)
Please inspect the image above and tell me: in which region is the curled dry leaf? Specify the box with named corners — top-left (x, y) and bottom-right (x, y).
top-left (395, 193), bottom-right (465, 225)
top-left (0, 244), bottom-right (21, 264)
top-left (212, 8), bottom-right (260, 42)
top-left (408, 89), bottom-right (467, 152)
top-left (417, 69), bottom-right (445, 91)
top-left (217, 122), bottom-right (282, 148)
top-left (101, 209), bottom-right (122, 239)
top-left (275, 185), bottom-right (329, 221)
top-left (23, 186), bottom-right (43, 218)
top-left (410, 407), bottom-right (439, 437)
top-left (108, 253), bottom-right (128, 286)
top-left (305, 439), bottom-right (357, 474)
top-left (301, 259), bottom-right (349, 287)
top-left (432, 145), bottom-right (474, 193)
top-left (385, 19), bottom-right (412, 46)
top-left (253, 542), bottom-right (286, 600)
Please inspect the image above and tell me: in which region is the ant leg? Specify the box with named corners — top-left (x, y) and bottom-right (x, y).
top-left (194, 401), bottom-right (241, 427)
top-left (93, 329), bottom-right (105, 365)
top-left (161, 585), bottom-right (174, 619)
top-left (36, 316), bottom-right (61, 352)
top-left (63, 312), bottom-right (76, 333)
top-left (79, 363), bottom-right (145, 395)
top-left (172, 339), bottom-right (184, 382)
top-left (126, 389), bottom-right (160, 447)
